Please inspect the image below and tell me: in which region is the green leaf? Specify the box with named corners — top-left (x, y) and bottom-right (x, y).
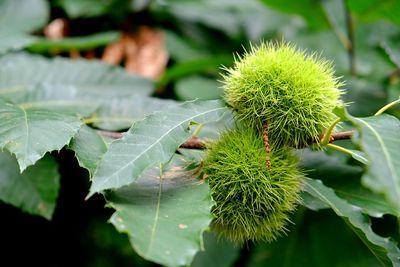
top-left (0, 32), bottom-right (38, 55)
top-left (300, 149), bottom-right (399, 217)
top-left (347, 114), bottom-right (400, 216)
top-left (303, 178), bottom-right (400, 266)
top-left (91, 96), bottom-right (177, 131)
top-left (0, 0), bottom-right (49, 33)
top-left (164, 30), bottom-right (210, 61)
top-left (348, 0), bottom-right (400, 26)
top-left (159, 55), bottom-right (232, 86)
top-left (175, 76), bottom-right (223, 101)
top-left (106, 155), bottom-right (213, 267)
top-left (90, 100), bottom-right (227, 194)
top-left (381, 40), bottom-right (400, 69)
top-left (348, 149), bottom-right (369, 165)
top-left (0, 32), bottom-right (120, 55)
top-left (260, 0), bottom-right (328, 30)
top-left (0, 84), bottom-right (99, 117)
top-left (0, 0), bottom-right (49, 54)
top-left (191, 232), bottom-right (240, 267)
top-left (0, 98), bottom-right (83, 171)
top-left (0, 53), bottom-right (153, 97)
top-left (57, 0), bottom-right (129, 18)
top-left (356, 48), bottom-right (395, 78)
top-left (0, 53), bottom-right (154, 123)
top-left (154, 0), bottom-right (281, 39)
top-left (0, 152), bottom-right (59, 219)
top-left (334, 179), bottom-right (400, 218)
top-left (28, 32), bottom-right (121, 53)
top-left (69, 125), bottom-right (109, 177)
top-left (246, 209), bottom-right (381, 267)
top-left (286, 30), bottom-right (349, 75)
top-left (343, 77), bottom-right (388, 117)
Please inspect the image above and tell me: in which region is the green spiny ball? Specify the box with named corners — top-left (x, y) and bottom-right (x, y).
top-left (223, 42), bottom-right (343, 148)
top-left (203, 127), bottom-right (303, 243)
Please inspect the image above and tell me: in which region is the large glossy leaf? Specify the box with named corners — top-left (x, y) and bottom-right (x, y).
top-left (106, 155), bottom-right (213, 267)
top-left (303, 178), bottom-right (400, 266)
top-left (90, 100), bottom-right (227, 194)
top-left (0, 98), bottom-right (83, 171)
top-left (0, 0), bottom-right (49, 32)
top-left (69, 125), bottom-right (109, 177)
top-left (0, 152), bottom-right (59, 219)
top-left (348, 115), bottom-right (400, 215)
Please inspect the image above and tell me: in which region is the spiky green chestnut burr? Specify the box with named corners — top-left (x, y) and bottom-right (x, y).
top-left (203, 127), bottom-right (303, 243)
top-left (223, 42), bottom-right (343, 148)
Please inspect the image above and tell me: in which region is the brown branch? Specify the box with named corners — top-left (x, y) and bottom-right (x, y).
top-left (262, 122), bottom-right (271, 171)
top-left (329, 130), bottom-right (355, 142)
top-left (96, 129), bottom-right (354, 150)
top-left (96, 130), bottom-right (123, 139)
top-left (96, 130), bottom-right (207, 149)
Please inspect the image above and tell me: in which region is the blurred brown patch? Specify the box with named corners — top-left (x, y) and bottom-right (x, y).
top-left (101, 27), bottom-right (169, 80)
top-left (44, 18), bottom-right (87, 59)
top-left (44, 20), bottom-right (168, 78)
top-left (44, 18), bottom-right (69, 39)
top-left (101, 40), bottom-right (125, 65)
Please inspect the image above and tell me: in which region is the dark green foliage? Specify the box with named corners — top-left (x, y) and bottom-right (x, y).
top-left (203, 127), bottom-right (303, 243)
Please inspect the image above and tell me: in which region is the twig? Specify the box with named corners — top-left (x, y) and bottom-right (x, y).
top-left (180, 136), bottom-right (207, 149)
top-left (329, 130), bottom-right (355, 141)
top-left (96, 130), bottom-right (354, 150)
top-left (262, 122), bottom-right (272, 171)
top-left (96, 130), bottom-right (207, 149)
top-left (345, 1), bottom-right (356, 75)
top-left (96, 130), bottom-right (123, 139)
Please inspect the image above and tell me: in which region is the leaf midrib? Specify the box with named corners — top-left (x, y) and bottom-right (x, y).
top-left (145, 166), bottom-right (164, 256)
top-left (20, 104), bottom-right (29, 170)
